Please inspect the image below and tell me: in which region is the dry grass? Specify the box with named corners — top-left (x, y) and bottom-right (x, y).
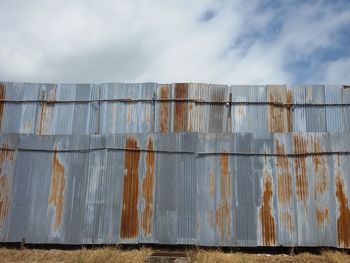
top-left (0, 247), bottom-right (349, 263)
top-left (0, 247), bottom-right (152, 263)
top-left (192, 249), bottom-right (350, 263)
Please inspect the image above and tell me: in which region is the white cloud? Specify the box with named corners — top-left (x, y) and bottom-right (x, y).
top-left (321, 58), bottom-right (350, 84)
top-left (0, 0), bottom-right (349, 84)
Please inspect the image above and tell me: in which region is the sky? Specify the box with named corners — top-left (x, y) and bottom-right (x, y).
top-left (0, 0), bottom-right (350, 84)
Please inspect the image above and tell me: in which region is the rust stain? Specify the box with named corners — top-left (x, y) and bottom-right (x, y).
top-left (0, 175), bottom-right (10, 226)
top-left (48, 148), bottom-right (65, 231)
top-left (260, 157), bottom-right (276, 246)
top-left (0, 144), bottom-right (13, 226)
top-left (286, 90), bottom-right (293, 132)
top-left (188, 102), bottom-right (193, 132)
top-left (275, 140), bottom-right (292, 204)
top-left (267, 86), bottom-right (293, 132)
top-left (38, 87), bottom-right (56, 135)
top-left (316, 207), bottom-right (329, 228)
top-left (216, 153), bottom-right (231, 240)
top-left (312, 138), bottom-right (328, 196)
top-left (209, 171), bottom-right (215, 198)
top-left (0, 144), bottom-right (14, 163)
top-left (174, 83), bottom-right (188, 132)
top-left (292, 134), bottom-right (308, 207)
top-left (237, 105), bottom-right (245, 119)
top-left (335, 155), bottom-right (350, 248)
top-left (0, 83), bottom-right (6, 130)
top-left (159, 85), bottom-right (169, 132)
top-left (141, 137), bottom-right (155, 236)
top-left (281, 212), bottom-right (294, 232)
top-left (120, 137), bottom-right (140, 238)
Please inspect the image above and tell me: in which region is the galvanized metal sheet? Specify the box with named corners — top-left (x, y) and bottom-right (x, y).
top-left (0, 83), bottom-right (350, 134)
top-left (0, 132), bottom-right (349, 248)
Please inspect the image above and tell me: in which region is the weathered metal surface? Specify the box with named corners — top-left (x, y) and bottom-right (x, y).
top-left (0, 83), bottom-right (349, 134)
top-left (0, 81), bottom-right (349, 248)
top-left (0, 132), bottom-right (348, 248)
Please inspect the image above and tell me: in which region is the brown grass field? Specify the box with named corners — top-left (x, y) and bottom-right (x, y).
top-left (0, 247), bottom-right (350, 263)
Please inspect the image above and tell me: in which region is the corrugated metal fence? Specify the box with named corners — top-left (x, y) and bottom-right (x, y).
top-left (0, 133), bottom-right (349, 247)
top-left (0, 83), bottom-right (349, 134)
top-left (0, 82), bottom-right (349, 248)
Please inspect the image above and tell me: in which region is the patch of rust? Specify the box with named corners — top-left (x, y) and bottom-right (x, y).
top-left (48, 147), bottom-right (65, 231)
top-left (188, 102), bottom-right (194, 132)
top-left (120, 137), bottom-right (141, 238)
top-left (38, 86), bottom-right (56, 135)
top-left (275, 140), bottom-right (292, 204)
top-left (312, 137), bottom-right (328, 196)
top-left (260, 157), bottom-right (276, 246)
top-left (216, 152), bottom-right (231, 241)
top-left (335, 155), bottom-right (350, 248)
top-left (267, 86), bottom-right (293, 132)
top-left (292, 134), bottom-right (308, 208)
top-left (174, 83), bottom-right (188, 132)
top-left (281, 212), bottom-right (294, 233)
top-left (159, 85), bottom-right (169, 132)
top-left (286, 90), bottom-right (293, 132)
top-left (0, 83), bottom-right (6, 130)
top-left (316, 207), bottom-right (329, 228)
top-left (267, 86), bottom-right (285, 132)
top-left (0, 144), bottom-right (13, 226)
top-left (0, 175), bottom-right (10, 226)
top-left (141, 137), bottom-right (155, 236)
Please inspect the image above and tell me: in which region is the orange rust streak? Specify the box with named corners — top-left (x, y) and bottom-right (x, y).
top-left (316, 207), bottom-right (329, 228)
top-left (159, 85), bottom-right (169, 132)
top-left (281, 212), bottom-right (294, 232)
top-left (336, 175), bottom-right (350, 247)
top-left (141, 137), bottom-right (155, 236)
top-left (39, 104), bottom-right (50, 134)
top-left (286, 90), bottom-right (293, 132)
top-left (260, 160), bottom-right (276, 246)
top-left (120, 137), bottom-right (140, 238)
top-left (0, 84), bottom-right (6, 130)
top-left (216, 153), bottom-right (231, 240)
top-left (188, 102), bottom-right (193, 132)
top-left (275, 141), bottom-right (292, 204)
top-left (267, 86), bottom-right (292, 133)
top-left (173, 83), bottom-right (188, 132)
top-left (335, 157), bottom-right (350, 248)
top-left (0, 144), bottom-right (14, 226)
top-left (293, 135), bottom-right (308, 207)
top-left (48, 148), bottom-right (65, 231)
top-left (38, 88), bottom-right (56, 135)
top-left (0, 176), bottom-right (10, 226)
top-left (312, 139), bottom-right (328, 197)
top-left (268, 92), bottom-right (284, 132)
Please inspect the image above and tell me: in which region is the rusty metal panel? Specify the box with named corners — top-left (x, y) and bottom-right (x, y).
top-left (230, 85), bottom-right (267, 134)
top-left (0, 133), bottom-right (348, 247)
top-left (0, 82), bottom-right (349, 134)
top-left (0, 134), bottom-right (17, 241)
top-left (305, 85), bottom-right (327, 132)
top-left (0, 81), bottom-right (350, 248)
top-left (325, 85), bottom-right (345, 133)
top-left (100, 83), bottom-right (156, 134)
